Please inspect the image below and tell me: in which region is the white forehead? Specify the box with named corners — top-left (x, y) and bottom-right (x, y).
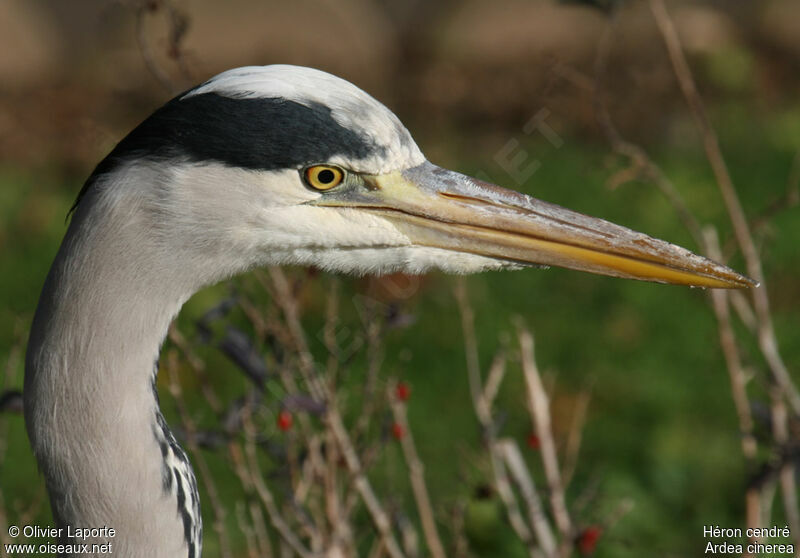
top-left (186, 65), bottom-right (425, 173)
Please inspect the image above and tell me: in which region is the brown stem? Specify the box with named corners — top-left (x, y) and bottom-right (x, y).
top-left (769, 389), bottom-right (800, 547)
top-left (649, 0), bottom-right (800, 414)
top-left (388, 381), bottom-right (447, 558)
top-left (516, 325), bottom-right (572, 543)
top-left (454, 284), bottom-right (554, 558)
top-left (498, 439), bottom-right (558, 557)
top-left (165, 349), bottom-right (233, 558)
top-left (704, 230), bottom-right (761, 534)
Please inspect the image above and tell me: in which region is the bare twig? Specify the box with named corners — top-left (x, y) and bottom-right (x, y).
top-left (388, 381), bottom-right (447, 558)
top-left (323, 279), bottom-right (342, 384)
top-left (235, 501), bottom-right (270, 558)
top-left (0, 320), bottom-right (24, 549)
top-left (397, 515), bottom-right (420, 558)
top-left (704, 231), bottom-right (758, 457)
top-left (454, 285), bottom-right (555, 558)
top-left (491, 452), bottom-right (540, 556)
top-left (704, 229), bottom-right (761, 532)
top-left (737, 150), bottom-right (800, 249)
top-left (263, 269), bottom-right (405, 558)
top-left (168, 325), bottom-right (222, 413)
top-left (448, 503), bottom-right (470, 558)
top-left (498, 439), bottom-right (558, 557)
top-left (226, 434), bottom-right (275, 557)
top-left (366, 538), bottom-right (387, 558)
top-left (516, 324), bottom-right (573, 544)
top-left (649, 0), bottom-right (800, 414)
top-left (482, 352), bottom-right (508, 412)
top-left (592, 18), bottom-right (704, 247)
top-left (561, 390), bottom-right (591, 488)
top-left (728, 290), bottom-right (758, 334)
top-left (769, 389), bottom-right (800, 547)
top-left (135, 2), bottom-right (178, 94)
top-left (0, 320), bottom-right (24, 460)
top-left (264, 267), bottom-right (325, 401)
top-left (327, 411), bottom-right (406, 558)
top-left (354, 294), bottom-right (386, 441)
top-left (241, 411), bottom-right (316, 558)
top-left (165, 349), bottom-right (233, 558)
top-left (248, 502), bottom-right (272, 558)
top-left (454, 278), bottom-right (487, 421)
top-left (593, 7), bottom-right (798, 546)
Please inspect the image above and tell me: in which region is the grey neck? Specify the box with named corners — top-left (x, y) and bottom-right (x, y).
top-left (24, 175), bottom-right (203, 558)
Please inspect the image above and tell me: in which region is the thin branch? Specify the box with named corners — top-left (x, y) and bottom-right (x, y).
top-left (323, 278), bottom-right (342, 384)
top-left (516, 325), bottom-right (573, 541)
top-left (498, 439), bottom-right (558, 557)
top-left (448, 503), bottom-right (470, 558)
top-left (704, 230), bottom-right (758, 458)
top-left (454, 284), bottom-right (550, 558)
top-left (165, 349), bottom-right (233, 558)
top-left (482, 352), bottom-right (508, 412)
top-left (769, 388), bottom-right (800, 547)
top-left (0, 320), bottom-right (24, 460)
top-left (388, 381), bottom-right (447, 558)
top-left (734, 150), bottom-right (800, 251)
top-left (454, 278), bottom-right (487, 421)
top-left (592, 18), bottom-right (704, 247)
top-left (168, 325), bottom-right (222, 413)
top-left (492, 452), bottom-right (541, 557)
top-left (649, 0), bottom-right (800, 414)
top-left (0, 321), bottom-right (23, 550)
top-left (248, 502), bottom-right (272, 558)
top-left (264, 267), bottom-right (325, 401)
top-left (397, 515), bottom-right (420, 558)
top-left (704, 229), bottom-right (760, 532)
top-left (241, 411), bottom-right (316, 558)
top-left (263, 269), bottom-right (405, 557)
top-left (728, 290), bottom-right (758, 334)
top-left (354, 295), bottom-right (386, 440)
top-left (135, 2), bottom-right (178, 94)
top-left (235, 501), bottom-right (270, 558)
top-left (561, 390), bottom-right (591, 488)
top-left (327, 411), bottom-right (406, 558)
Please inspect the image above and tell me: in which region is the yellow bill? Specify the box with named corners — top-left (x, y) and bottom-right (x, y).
top-left (313, 161), bottom-right (756, 289)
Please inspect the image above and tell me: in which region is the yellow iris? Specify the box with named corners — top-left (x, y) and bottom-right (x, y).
top-left (304, 165), bottom-right (344, 190)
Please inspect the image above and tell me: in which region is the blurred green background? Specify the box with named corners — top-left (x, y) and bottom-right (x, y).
top-left (1, 1), bottom-right (799, 556)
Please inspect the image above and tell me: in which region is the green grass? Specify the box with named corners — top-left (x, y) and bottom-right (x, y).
top-left (0, 111), bottom-right (798, 557)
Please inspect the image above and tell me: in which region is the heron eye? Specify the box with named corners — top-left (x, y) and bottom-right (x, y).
top-left (304, 165), bottom-right (344, 191)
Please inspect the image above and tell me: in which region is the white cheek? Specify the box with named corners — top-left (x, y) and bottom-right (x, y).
top-left (255, 206), bottom-right (412, 251)
top-left (269, 246), bottom-right (517, 276)
top-left (397, 248), bottom-right (519, 274)
top-left (170, 165), bottom-right (317, 222)
top-left (252, 169), bottom-right (321, 206)
top-left (166, 162), bottom-right (514, 276)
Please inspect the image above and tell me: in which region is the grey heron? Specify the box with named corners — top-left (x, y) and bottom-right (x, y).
top-left (24, 65), bottom-right (753, 558)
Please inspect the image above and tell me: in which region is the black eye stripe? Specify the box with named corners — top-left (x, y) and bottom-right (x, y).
top-left (70, 92), bottom-right (382, 215)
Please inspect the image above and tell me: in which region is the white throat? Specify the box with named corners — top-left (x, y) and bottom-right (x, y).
top-left (24, 165), bottom-right (206, 558)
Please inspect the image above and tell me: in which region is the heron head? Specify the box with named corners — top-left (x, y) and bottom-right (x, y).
top-left (75, 65), bottom-right (754, 289)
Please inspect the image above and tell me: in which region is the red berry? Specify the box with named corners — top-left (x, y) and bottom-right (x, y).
top-left (395, 382), bottom-right (411, 401)
top-left (526, 433), bottom-right (540, 450)
top-left (277, 410), bottom-right (293, 431)
top-left (391, 422), bottom-right (405, 440)
top-left (578, 525), bottom-right (602, 555)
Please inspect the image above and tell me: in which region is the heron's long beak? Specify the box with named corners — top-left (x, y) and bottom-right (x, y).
top-left (315, 161), bottom-right (755, 288)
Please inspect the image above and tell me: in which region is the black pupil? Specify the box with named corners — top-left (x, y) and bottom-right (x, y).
top-left (317, 169), bottom-right (335, 184)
